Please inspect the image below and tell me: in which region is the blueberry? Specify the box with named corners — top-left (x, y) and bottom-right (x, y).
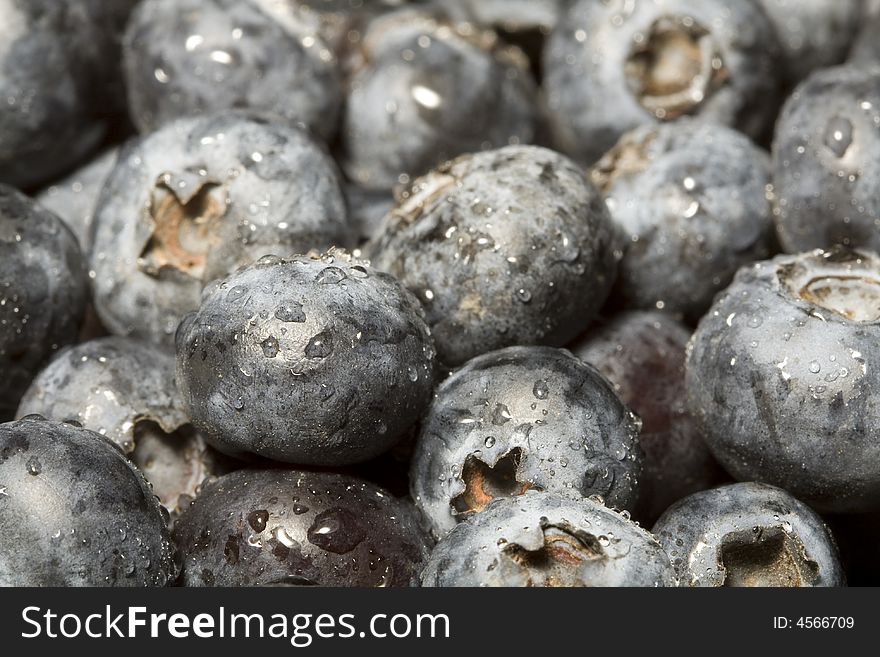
top-left (341, 9), bottom-right (537, 190)
top-left (16, 337), bottom-right (236, 517)
top-left (591, 119), bottom-right (776, 320)
top-left (173, 468), bottom-right (431, 586)
top-left (0, 416), bottom-right (177, 586)
top-left (543, 0), bottom-right (781, 165)
top-left (90, 112), bottom-right (350, 346)
top-left (123, 0), bottom-right (342, 140)
top-left (35, 148), bottom-right (118, 252)
top-left (0, 1), bottom-right (109, 188)
top-left (0, 186), bottom-right (88, 418)
top-left (687, 248), bottom-right (880, 512)
top-left (654, 482), bottom-right (844, 587)
top-left (420, 491), bottom-right (676, 587)
top-left (369, 145), bottom-right (619, 366)
top-left (411, 346), bottom-right (642, 540)
top-left (572, 311), bottom-right (723, 525)
top-left (176, 250), bottom-right (436, 465)
top-left (756, 0), bottom-right (861, 84)
top-left (772, 65), bottom-right (880, 253)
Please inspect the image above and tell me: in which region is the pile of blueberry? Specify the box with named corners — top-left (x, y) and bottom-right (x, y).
top-left (2, 0), bottom-right (880, 588)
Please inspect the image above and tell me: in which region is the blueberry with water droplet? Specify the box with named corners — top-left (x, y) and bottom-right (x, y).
top-left (173, 468), bottom-right (431, 586)
top-left (543, 0), bottom-right (782, 166)
top-left (90, 112), bottom-right (350, 346)
top-left (369, 145), bottom-right (619, 366)
top-left (176, 250), bottom-right (436, 465)
top-left (341, 7), bottom-right (537, 190)
top-left (421, 491), bottom-right (675, 587)
top-left (654, 482), bottom-right (844, 587)
top-left (592, 119), bottom-right (775, 321)
top-left (123, 0), bottom-right (342, 139)
top-left (0, 186), bottom-right (88, 419)
top-left (16, 336), bottom-right (237, 518)
top-left (688, 248), bottom-right (880, 512)
top-left (410, 346), bottom-right (643, 539)
top-left (0, 417), bottom-right (177, 586)
top-left (772, 65), bottom-right (880, 253)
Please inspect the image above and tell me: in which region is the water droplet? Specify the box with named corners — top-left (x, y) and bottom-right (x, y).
top-left (26, 457), bottom-right (41, 476)
top-left (275, 302), bottom-right (305, 323)
top-left (227, 286), bottom-right (247, 302)
top-left (247, 510), bottom-right (269, 533)
top-left (484, 436), bottom-right (496, 448)
top-left (515, 288), bottom-right (532, 303)
top-left (491, 403), bottom-right (512, 425)
top-left (809, 361), bottom-right (821, 374)
top-left (532, 380), bottom-right (549, 400)
top-left (407, 366), bottom-right (419, 382)
top-left (824, 116), bottom-right (854, 158)
top-left (316, 267), bottom-right (347, 285)
top-left (305, 332), bottom-right (333, 359)
top-left (261, 336), bottom-right (279, 358)
top-left (307, 508), bottom-right (365, 554)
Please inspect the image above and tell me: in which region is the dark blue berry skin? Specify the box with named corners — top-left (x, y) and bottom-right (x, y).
top-left (687, 248), bottom-right (880, 513)
top-left (0, 1), bottom-right (108, 189)
top-left (35, 148), bottom-right (118, 252)
top-left (543, 0), bottom-right (781, 166)
top-left (173, 468), bottom-right (432, 587)
top-left (572, 311), bottom-right (723, 525)
top-left (175, 251), bottom-right (436, 466)
top-left (420, 491), bottom-right (676, 587)
top-left (592, 120), bottom-right (776, 321)
top-left (0, 185), bottom-right (88, 418)
top-left (89, 112), bottom-right (350, 346)
top-left (772, 66), bottom-right (880, 253)
top-left (411, 346), bottom-right (643, 540)
top-left (756, 0), bottom-right (861, 85)
top-left (0, 417), bottom-right (178, 586)
top-left (17, 337), bottom-right (235, 517)
top-left (654, 482), bottom-right (844, 587)
top-left (369, 145), bottom-right (619, 367)
top-left (123, 0), bottom-right (343, 140)
top-left (341, 9), bottom-right (537, 191)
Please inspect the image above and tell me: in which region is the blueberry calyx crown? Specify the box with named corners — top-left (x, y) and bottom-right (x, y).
top-left (777, 248), bottom-right (880, 323)
top-left (625, 14), bottom-right (728, 120)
